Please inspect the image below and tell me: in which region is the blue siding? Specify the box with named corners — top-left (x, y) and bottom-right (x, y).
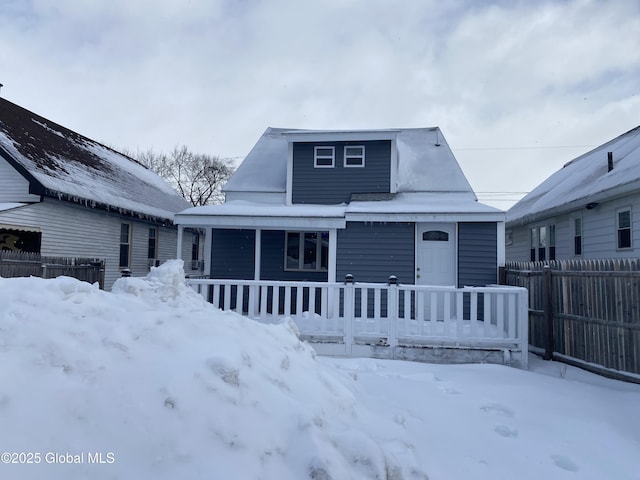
top-left (260, 230), bottom-right (328, 281)
top-left (336, 222), bottom-right (415, 284)
top-left (292, 140), bottom-right (391, 204)
top-left (210, 228), bottom-right (255, 280)
top-left (458, 222), bottom-right (498, 286)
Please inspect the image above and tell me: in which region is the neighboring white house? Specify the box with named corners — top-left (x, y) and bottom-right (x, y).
top-left (506, 125), bottom-right (640, 262)
top-left (0, 97), bottom-right (201, 289)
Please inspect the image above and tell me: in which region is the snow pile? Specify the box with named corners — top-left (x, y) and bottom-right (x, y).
top-left (0, 261), bottom-right (425, 480)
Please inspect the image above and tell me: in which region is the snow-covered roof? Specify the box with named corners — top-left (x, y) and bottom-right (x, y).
top-left (0, 98), bottom-right (190, 222)
top-left (507, 125), bottom-right (640, 225)
top-left (223, 127), bottom-right (475, 194)
top-left (0, 203), bottom-right (26, 213)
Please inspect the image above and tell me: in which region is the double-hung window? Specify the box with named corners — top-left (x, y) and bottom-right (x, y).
top-left (343, 145), bottom-right (365, 167)
top-left (191, 233), bottom-right (200, 270)
top-left (285, 232), bottom-right (329, 271)
top-left (617, 208), bottom-right (632, 249)
top-left (314, 146), bottom-right (335, 168)
top-left (147, 227), bottom-right (157, 260)
top-left (119, 223), bottom-right (131, 268)
top-left (573, 216), bottom-right (582, 256)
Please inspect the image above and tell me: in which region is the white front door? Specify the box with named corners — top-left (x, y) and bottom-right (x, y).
top-left (416, 223), bottom-right (456, 286)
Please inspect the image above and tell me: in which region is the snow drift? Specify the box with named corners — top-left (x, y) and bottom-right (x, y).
top-left (0, 260), bottom-right (426, 480)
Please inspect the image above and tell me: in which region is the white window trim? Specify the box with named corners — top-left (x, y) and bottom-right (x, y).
top-left (343, 145), bottom-right (365, 168)
top-left (314, 146), bottom-right (335, 168)
top-left (616, 207), bottom-right (632, 250)
top-left (284, 231), bottom-right (328, 272)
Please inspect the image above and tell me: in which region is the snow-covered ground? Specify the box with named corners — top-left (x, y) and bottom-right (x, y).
top-left (0, 261), bottom-right (638, 480)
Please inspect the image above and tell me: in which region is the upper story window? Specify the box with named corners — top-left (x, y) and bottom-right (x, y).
top-left (314, 146), bottom-right (335, 168)
top-left (344, 145), bottom-right (365, 167)
top-left (617, 208), bottom-right (632, 249)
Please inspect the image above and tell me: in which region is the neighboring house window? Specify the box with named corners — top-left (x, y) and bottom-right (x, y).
top-left (314, 146), bottom-right (335, 168)
top-left (148, 227), bottom-right (157, 259)
top-left (530, 224), bottom-right (555, 261)
top-left (191, 233), bottom-right (200, 270)
top-left (573, 217), bottom-right (582, 256)
top-left (285, 231), bottom-right (329, 271)
top-left (343, 145), bottom-right (365, 167)
top-left (505, 229), bottom-right (513, 247)
top-left (119, 223), bottom-right (131, 268)
top-left (617, 208), bottom-right (632, 249)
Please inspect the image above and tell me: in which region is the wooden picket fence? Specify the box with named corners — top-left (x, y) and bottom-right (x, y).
top-left (0, 251), bottom-right (105, 289)
top-left (504, 258), bottom-right (640, 381)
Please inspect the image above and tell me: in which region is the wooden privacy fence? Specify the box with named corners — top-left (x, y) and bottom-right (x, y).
top-left (0, 251), bottom-right (105, 289)
top-left (505, 259), bottom-right (640, 380)
top-left (187, 277), bottom-right (529, 368)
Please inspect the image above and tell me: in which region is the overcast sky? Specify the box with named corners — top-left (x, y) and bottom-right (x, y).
top-left (1, 0), bottom-right (638, 208)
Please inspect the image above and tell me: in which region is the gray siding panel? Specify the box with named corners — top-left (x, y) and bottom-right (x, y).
top-left (0, 156), bottom-right (40, 202)
top-left (292, 140), bottom-right (391, 204)
top-left (336, 222), bottom-right (414, 284)
top-left (260, 230), bottom-right (327, 281)
top-left (0, 199), bottom-right (185, 289)
top-left (210, 229), bottom-right (255, 280)
top-left (458, 222), bottom-right (497, 286)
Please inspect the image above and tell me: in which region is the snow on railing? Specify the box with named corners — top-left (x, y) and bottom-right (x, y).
top-left (186, 278), bottom-right (529, 367)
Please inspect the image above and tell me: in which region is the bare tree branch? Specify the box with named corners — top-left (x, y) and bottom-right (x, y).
top-left (131, 145), bottom-right (234, 206)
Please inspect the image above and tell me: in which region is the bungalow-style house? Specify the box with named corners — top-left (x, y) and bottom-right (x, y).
top-left (0, 97), bottom-right (199, 289)
top-left (506, 125), bottom-right (640, 262)
top-left (175, 127), bottom-right (505, 287)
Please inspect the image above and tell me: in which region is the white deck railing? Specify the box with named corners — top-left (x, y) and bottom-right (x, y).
top-left (186, 278), bottom-right (529, 367)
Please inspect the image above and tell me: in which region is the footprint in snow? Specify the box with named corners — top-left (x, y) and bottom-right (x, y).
top-left (480, 403), bottom-right (515, 417)
top-left (438, 385), bottom-right (461, 395)
top-left (551, 454), bottom-right (579, 472)
top-left (494, 424), bottom-right (518, 438)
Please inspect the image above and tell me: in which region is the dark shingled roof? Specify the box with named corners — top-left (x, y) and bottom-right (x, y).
top-left (0, 98), bottom-right (190, 222)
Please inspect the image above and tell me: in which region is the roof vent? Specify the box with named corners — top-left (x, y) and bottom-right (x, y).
top-left (607, 151), bottom-right (613, 172)
top-left (0, 83), bottom-right (3, 95)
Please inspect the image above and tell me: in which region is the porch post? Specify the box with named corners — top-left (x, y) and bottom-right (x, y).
top-left (176, 225), bottom-right (184, 261)
top-left (328, 228), bottom-right (337, 283)
top-left (254, 229), bottom-right (261, 280)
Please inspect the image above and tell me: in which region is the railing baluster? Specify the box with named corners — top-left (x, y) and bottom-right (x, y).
top-left (272, 285), bottom-right (280, 317)
top-left (236, 284), bottom-right (245, 312)
top-left (470, 291), bottom-right (478, 338)
top-left (223, 284), bottom-right (232, 311)
top-left (260, 285), bottom-right (268, 320)
top-left (496, 292), bottom-right (505, 338)
top-left (296, 286), bottom-right (303, 321)
top-left (456, 291), bottom-right (464, 338)
top-left (212, 284), bottom-right (221, 309)
top-left (284, 286), bottom-right (291, 317)
top-left (484, 292), bottom-right (492, 338)
top-left (508, 293), bottom-right (516, 340)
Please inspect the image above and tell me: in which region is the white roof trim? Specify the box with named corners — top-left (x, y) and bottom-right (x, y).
top-left (283, 130), bottom-right (400, 142)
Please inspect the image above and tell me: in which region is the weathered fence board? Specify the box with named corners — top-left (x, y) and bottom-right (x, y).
top-left (505, 258), bottom-right (640, 381)
top-left (0, 251), bottom-right (105, 289)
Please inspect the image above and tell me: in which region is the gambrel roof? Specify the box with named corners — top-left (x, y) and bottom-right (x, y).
top-left (223, 127), bottom-right (476, 195)
top-left (508, 125), bottom-right (640, 225)
top-left (0, 98), bottom-right (190, 222)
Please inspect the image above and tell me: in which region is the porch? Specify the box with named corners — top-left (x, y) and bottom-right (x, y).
top-left (186, 277), bottom-right (529, 368)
